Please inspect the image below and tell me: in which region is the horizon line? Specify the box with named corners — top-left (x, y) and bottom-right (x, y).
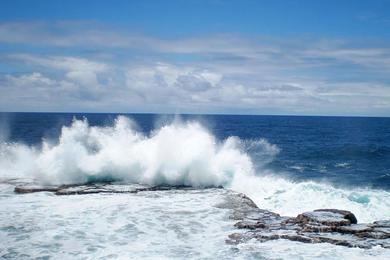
top-left (1, 111), bottom-right (389, 119)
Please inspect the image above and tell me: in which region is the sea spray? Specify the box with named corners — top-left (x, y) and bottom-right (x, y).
top-left (0, 116), bottom-right (389, 223)
top-left (0, 116), bottom-right (256, 186)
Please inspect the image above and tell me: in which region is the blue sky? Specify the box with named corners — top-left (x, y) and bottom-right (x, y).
top-left (0, 0), bottom-right (390, 116)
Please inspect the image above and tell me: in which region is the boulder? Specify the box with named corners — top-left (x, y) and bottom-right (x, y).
top-left (295, 209), bottom-right (357, 226)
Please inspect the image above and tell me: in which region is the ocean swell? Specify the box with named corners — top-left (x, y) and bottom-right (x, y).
top-left (0, 116), bottom-right (389, 223)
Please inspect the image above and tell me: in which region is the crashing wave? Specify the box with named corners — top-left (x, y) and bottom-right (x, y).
top-left (0, 116), bottom-right (389, 223)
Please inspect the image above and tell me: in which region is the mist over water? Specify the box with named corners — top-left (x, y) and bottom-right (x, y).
top-left (0, 115), bottom-right (389, 223)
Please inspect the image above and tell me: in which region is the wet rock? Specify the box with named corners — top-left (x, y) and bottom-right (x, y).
top-left (373, 220), bottom-right (390, 227)
top-left (373, 227), bottom-right (390, 235)
top-left (336, 224), bottom-right (373, 234)
top-left (54, 184), bottom-right (151, 195)
top-left (280, 234), bottom-right (313, 243)
top-left (315, 209), bottom-right (358, 224)
top-left (226, 233), bottom-right (249, 245)
top-left (234, 220), bottom-right (266, 230)
top-left (14, 185), bottom-right (61, 194)
top-left (223, 192), bottom-right (390, 249)
top-left (14, 183), bottom-right (209, 195)
top-left (14, 183), bottom-right (154, 195)
top-left (295, 209), bottom-right (357, 226)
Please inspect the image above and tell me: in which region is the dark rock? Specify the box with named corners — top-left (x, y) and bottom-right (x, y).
top-left (280, 234), bottom-right (313, 243)
top-left (13, 183), bottom-right (191, 195)
top-left (373, 227), bottom-right (390, 235)
top-left (373, 220), bottom-right (390, 227)
top-left (234, 220), bottom-right (266, 230)
top-left (295, 209), bottom-right (357, 226)
top-left (221, 191), bottom-right (390, 249)
top-left (314, 209), bottom-right (358, 224)
top-left (336, 224), bottom-right (373, 234)
top-left (14, 182), bottom-right (209, 196)
top-left (14, 185), bottom-right (61, 193)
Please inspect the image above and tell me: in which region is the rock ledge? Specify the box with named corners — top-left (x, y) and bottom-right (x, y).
top-left (224, 191), bottom-right (390, 249)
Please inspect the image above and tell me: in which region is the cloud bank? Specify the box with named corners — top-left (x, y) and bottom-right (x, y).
top-left (0, 21), bottom-right (389, 116)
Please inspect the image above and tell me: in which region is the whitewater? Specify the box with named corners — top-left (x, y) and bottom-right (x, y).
top-left (1, 115), bottom-right (390, 259)
top-left (1, 116), bottom-right (389, 222)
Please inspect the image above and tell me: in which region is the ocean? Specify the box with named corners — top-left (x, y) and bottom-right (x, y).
top-left (1, 112), bottom-right (389, 259)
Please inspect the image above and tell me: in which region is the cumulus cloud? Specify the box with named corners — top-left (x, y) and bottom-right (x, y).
top-left (0, 21), bottom-right (389, 116)
top-left (9, 54), bottom-right (108, 86)
top-left (5, 72), bottom-right (55, 88)
top-left (125, 63), bottom-right (223, 104)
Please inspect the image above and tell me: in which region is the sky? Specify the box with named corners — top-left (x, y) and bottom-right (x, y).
top-left (0, 0), bottom-right (390, 116)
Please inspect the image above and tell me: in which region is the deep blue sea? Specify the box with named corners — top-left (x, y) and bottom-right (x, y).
top-left (1, 112), bottom-right (390, 259)
top-left (1, 112), bottom-right (389, 190)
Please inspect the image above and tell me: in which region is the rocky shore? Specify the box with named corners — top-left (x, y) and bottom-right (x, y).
top-left (223, 191), bottom-right (390, 249)
top-left (14, 183), bottom-right (390, 249)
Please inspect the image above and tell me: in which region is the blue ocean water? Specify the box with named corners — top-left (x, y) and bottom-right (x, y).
top-left (1, 112), bottom-right (389, 190)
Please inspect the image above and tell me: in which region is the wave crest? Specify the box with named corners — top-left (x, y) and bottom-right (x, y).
top-left (1, 116), bottom-right (390, 223)
top-left (0, 116), bottom-right (255, 186)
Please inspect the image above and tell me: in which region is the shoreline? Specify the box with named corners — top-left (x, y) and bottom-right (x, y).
top-left (12, 182), bottom-right (390, 249)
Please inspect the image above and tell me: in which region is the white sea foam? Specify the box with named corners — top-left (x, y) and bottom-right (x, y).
top-left (0, 116), bottom-right (255, 186)
top-left (231, 175), bottom-right (390, 223)
top-left (0, 184), bottom-right (236, 259)
top-left (0, 116), bottom-right (389, 223)
top-left (238, 238), bottom-right (390, 259)
top-left (1, 184), bottom-right (388, 259)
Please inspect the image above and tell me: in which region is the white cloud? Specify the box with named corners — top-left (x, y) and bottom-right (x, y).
top-left (7, 54), bottom-right (109, 89)
top-left (1, 21), bottom-right (390, 71)
top-left (125, 63), bottom-right (223, 103)
top-left (6, 72), bottom-right (55, 88)
top-left (11, 55), bottom-right (106, 71)
top-left (0, 21), bottom-right (389, 116)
